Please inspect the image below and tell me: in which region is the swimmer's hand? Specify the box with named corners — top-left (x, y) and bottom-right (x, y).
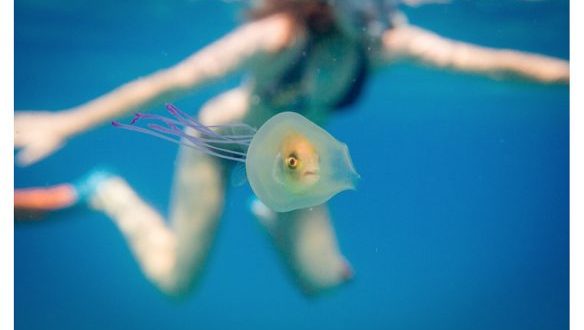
top-left (14, 111), bottom-right (70, 166)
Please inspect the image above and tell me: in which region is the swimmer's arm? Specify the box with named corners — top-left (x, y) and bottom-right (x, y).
top-left (62, 15), bottom-right (294, 131)
top-left (380, 24), bottom-right (569, 84)
top-left (15, 14), bottom-right (293, 166)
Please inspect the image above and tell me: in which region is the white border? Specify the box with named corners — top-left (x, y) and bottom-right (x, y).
top-left (1, 0), bottom-right (14, 329)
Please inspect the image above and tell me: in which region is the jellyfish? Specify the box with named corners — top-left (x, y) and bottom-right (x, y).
top-left (112, 104), bottom-right (360, 212)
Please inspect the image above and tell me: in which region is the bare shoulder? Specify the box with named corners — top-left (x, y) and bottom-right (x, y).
top-left (239, 13), bottom-right (299, 53)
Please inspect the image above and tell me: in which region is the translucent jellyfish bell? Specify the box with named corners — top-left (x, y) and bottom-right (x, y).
top-left (246, 112), bottom-right (360, 212)
top-left (113, 105), bottom-right (359, 213)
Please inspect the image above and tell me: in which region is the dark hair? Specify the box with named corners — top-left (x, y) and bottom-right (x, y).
top-left (246, 0), bottom-right (338, 35)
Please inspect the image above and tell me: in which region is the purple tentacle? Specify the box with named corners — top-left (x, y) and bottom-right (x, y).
top-left (113, 121), bottom-right (247, 162)
top-left (165, 104), bottom-right (223, 138)
top-left (147, 123), bottom-right (248, 157)
top-left (133, 114), bottom-right (253, 141)
top-left (112, 104), bottom-right (256, 163)
top-left (164, 104), bottom-right (256, 141)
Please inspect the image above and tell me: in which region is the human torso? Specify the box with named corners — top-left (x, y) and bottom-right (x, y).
top-left (244, 25), bottom-right (373, 127)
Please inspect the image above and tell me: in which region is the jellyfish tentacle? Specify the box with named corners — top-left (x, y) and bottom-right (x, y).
top-left (113, 121), bottom-right (201, 150)
top-left (165, 104), bottom-right (257, 140)
top-left (146, 123), bottom-right (251, 147)
top-left (113, 120), bottom-right (247, 162)
top-left (146, 123), bottom-right (249, 157)
top-left (133, 114), bottom-right (253, 142)
top-left (164, 104), bottom-right (257, 148)
top-left (113, 104), bottom-right (256, 163)
top-left (132, 107), bottom-right (256, 142)
top-left (131, 113), bottom-right (182, 129)
top-left (206, 123), bottom-right (257, 133)
top-left (165, 104), bottom-right (223, 139)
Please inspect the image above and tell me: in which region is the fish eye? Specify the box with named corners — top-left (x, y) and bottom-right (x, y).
top-left (286, 155), bottom-right (299, 169)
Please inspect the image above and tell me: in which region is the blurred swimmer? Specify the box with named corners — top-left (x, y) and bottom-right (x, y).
top-left (14, 0), bottom-right (569, 296)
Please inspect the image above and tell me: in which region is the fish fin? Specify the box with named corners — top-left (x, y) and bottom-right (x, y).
top-left (250, 198), bottom-right (276, 227)
top-left (230, 162), bottom-right (248, 188)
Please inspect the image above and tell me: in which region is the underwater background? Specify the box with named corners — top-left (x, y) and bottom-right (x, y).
top-left (14, 0), bottom-right (569, 329)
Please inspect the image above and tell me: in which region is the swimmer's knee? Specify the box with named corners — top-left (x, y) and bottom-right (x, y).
top-left (198, 89), bottom-right (249, 126)
top-left (152, 268), bottom-right (203, 298)
top-left (144, 256), bottom-right (188, 297)
top-left (141, 248), bottom-right (207, 298)
top-left (198, 98), bottom-right (226, 126)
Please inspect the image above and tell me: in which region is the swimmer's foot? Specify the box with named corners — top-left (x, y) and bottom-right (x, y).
top-left (14, 168), bottom-right (124, 221)
top-left (14, 184), bottom-right (78, 221)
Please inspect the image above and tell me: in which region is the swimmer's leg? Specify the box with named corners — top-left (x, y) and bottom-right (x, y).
top-left (88, 145), bottom-right (227, 297)
top-left (167, 87), bottom-right (251, 291)
top-left (88, 175), bottom-right (183, 294)
top-left (251, 200), bottom-right (353, 296)
top-left (89, 87), bottom-right (250, 296)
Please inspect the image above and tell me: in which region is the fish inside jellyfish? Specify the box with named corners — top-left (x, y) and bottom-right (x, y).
top-left (112, 104), bottom-right (360, 212)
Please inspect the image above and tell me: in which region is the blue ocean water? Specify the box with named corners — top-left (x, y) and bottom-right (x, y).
top-left (14, 0), bottom-right (569, 329)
